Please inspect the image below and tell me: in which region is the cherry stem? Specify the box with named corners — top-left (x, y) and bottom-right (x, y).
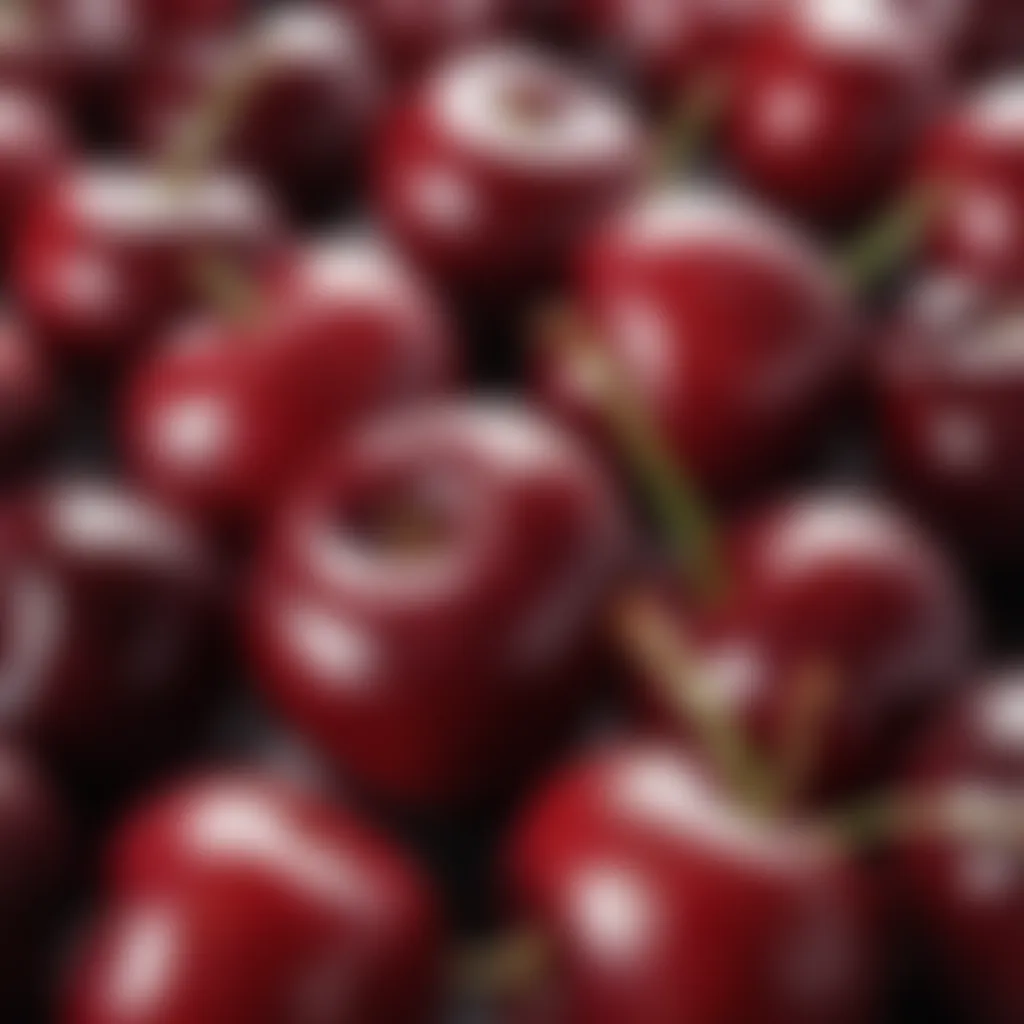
top-left (838, 183), bottom-right (945, 294)
top-left (541, 305), bottom-right (726, 603)
top-left (612, 591), bottom-right (773, 811)
top-left (450, 927), bottom-right (552, 1007)
top-left (658, 71), bottom-right (731, 181)
top-left (189, 254), bottom-right (261, 326)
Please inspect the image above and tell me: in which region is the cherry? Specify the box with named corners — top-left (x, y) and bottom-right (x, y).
top-left (916, 75), bottom-right (1024, 289)
top-left (0, 482), bottom-right (218, 778)
top-left (0, 742), bottom-right (67, 1012)
top-left (637, 494), bottom-right (973, 803)
top-left (723, 0), bottom-right (942, 223)
top-left (875, 274), bottom-right (1024, 561)
top-left (891, 672), bottom-right (1024, 1024)
top-left (897, 0), bottom-right (1024, 74)
top-left (247, 400), bottom-right (630, 810)
top-left (375, 45), bottom-right (648, 298)
top-left (13, 164), bottom-right (280, 359)
top-left (64, 772), bottom-right (443, 1024)
top-left (123, 238), bottom-right (458, 532)
top-left (0, 315), bottom-right (55, 476)
top-left (338, 0), bottom-right (520, 84)
top-left (535, 189), bottom-right (854, 503)
top-left (505, 742), bottom-right (880, 1024)
top-left (0, 87), bottom-right (67, 252)
top-left (569, 0), bottom-right (768, 104)
top-left (135, 6), bottom-right (381, 218)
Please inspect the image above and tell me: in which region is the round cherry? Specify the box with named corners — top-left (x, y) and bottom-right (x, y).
top-left (64, 772), bottom-right (443, 1024)
top-left (14, 164), bottom-right (280, 359)
top-left (247, 400), bottom-right (630, 809)
top-left (123, 237), bottom-right (458, 532)
top-left (0, 482), bottom-right (218, 777)
top-left (724, 0), bottom-right (942, 223)
top-left (535, 188), bottom-right (854, 503)
top-left (891, 672), bottom-right (1024, 1024)
top-left (375, 45), bottom-right (648, 298)
top-left (506, 742), bottom-right (880, 1023)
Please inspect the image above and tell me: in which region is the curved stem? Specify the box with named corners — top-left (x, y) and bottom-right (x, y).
top-left (450, 927), bottom-right (552, 1008)
top-left (658, 71), bottom-right (731, 182)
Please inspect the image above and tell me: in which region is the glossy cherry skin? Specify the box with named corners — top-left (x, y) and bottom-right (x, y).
top-left (339, 0), bottom-right (519, 84)
top-left (0, 87), bottom-right (66, 252)
top-left (890, 672), bottom-right (1024, 1024)
top-left (375, 46), bottom-right (648, 298)
top-left (876, 275), bottom-right (1024, 561)
top-left (64, 772), bottom-right (444, 1024)
top-left (899, 0), bottom-right (1024, 73)
top-left (916, 75), bottom-right (1024, 289)
top-left (135, 6), bottom-right (381, 218)
top-left (0, 482), bottom-right (218, 777)
top-left (123, 238), bottom-right (458, 532)
top-left (247, 401), bottom-right (630, 810)
top-left (505, 742), bottom-right (880, 1024)
top-left (635, 494), bottom-right (974, 803)
top-left (0, 315), bottom-right (55, 476)
top-left (569, 0), bottom-right (768, 103)
top-left (0, 742), bottom-right (68, 1011)
top-left (724, 0), bottom-right (941, 223)
top-left (535, 189), bottom-right (854, 503)
top-left (14, 164), bottom-right (280, 359)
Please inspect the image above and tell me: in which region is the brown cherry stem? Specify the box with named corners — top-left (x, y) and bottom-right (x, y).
top-left (449, 927), bottom-right (552, 1008)
top-left (658, 71), bottom-right (731, 182)
top-left (540, 304), bottom-right (726, 604)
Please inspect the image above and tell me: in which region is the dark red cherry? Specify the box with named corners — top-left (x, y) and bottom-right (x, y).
top-left (917, 76), bottom-right (1024, 289)
top-left (64, 772), bottom-right (443, 1024)
top-left (876, 275), bottom-right (1024, 561)
top-left (0, 315), bottom-right (55, 475)
top-left (506, 742), bottom-right (880, 1024)
top-left (535, 189), bottom-right (854, 503)
top-left (891, 672), bottom-right (1024, 1024)
top-left (247, 401), bottom-right (630, 810)
top-left (375, 46), bottom-right (648, 298)
top-left (897, 0), bottom-right (1024, 73)
top-left (724, 0), bottom-right (942, 223)
top-left (123, 238), bottom-right (457, 531)
top-left (0, 482), bottom-right (218, 777)
top-left (135, 6), bottom-right (381, 217)
top-left (640, 494), bottom-right (972, 802)
top-left (14, 164), bottom-right (280, 359)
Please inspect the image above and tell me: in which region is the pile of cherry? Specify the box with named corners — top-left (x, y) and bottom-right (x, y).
top-left (0, 0), bottom-right (1022, 1021)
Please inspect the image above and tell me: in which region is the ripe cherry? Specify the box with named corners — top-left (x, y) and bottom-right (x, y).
top-left (247, 400), bottom-right (630, 810)
top-left (123, 238), bottom-right (458, 532)
top-left (14, 164), bottom-right (280, 359)
top-left (64, 772), bottom-right (443, 1024)
top-left (506, 742), bottom-right (880, 1024)
top-left (0, 482), bottom-right (218, 778)
top-left (0, 315), bottom-right (55, 476)
top-left (891, 672), bottom-right (1024, 1024)
top-left (876, 274), bottom-right (1024, 562)
top-left (535, 189), bottom-right (854, 503)
top-left (375, 45), bottom-right (648, 299)
top-left (724, 0), bottom-right (942, 223)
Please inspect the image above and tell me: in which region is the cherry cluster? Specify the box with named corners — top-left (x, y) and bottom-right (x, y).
top-left (0, 1), bottom-right (1019, 1022)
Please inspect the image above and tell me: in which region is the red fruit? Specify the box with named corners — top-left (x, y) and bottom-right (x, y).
top-left (892, 673), bottom-right (1024, 1023)
top-left (535, 189), bottom-right (854, 502)
top-left (339, 0), bottom-right (519, 83)
top-left (917, 76), bottom-right (1024, 289)
top-left (570, 0), bottom-right (768, 102)
top-left (0, 87), bottom-right (66, 249)
top-left (65, 773), bottom-right (443, 1024)
top-left (123, 239), bottom-right (457, 531)
top-left (135, 6), bottom-right (381, 216)
top-left (897, 0), bottom-right (1024, 73)
top-left (506, 742), bottom-right (880, 1024)
top-left (247, 401), bottom-right (630, 809)
top-left (0, 315), bottom-right (55, 474)
top-left (0, 482), bottom-right (218, 776)
top-left (375, 46), bottom-right (648, 297)
top-left (876, 275), bottom-right (1024, 561)
top-left (724, 0), bottom-right (942, 222)
top-left (14, 164), bottom-right (280, 358)
top-left (635, 494), bottom-right (973, 802)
